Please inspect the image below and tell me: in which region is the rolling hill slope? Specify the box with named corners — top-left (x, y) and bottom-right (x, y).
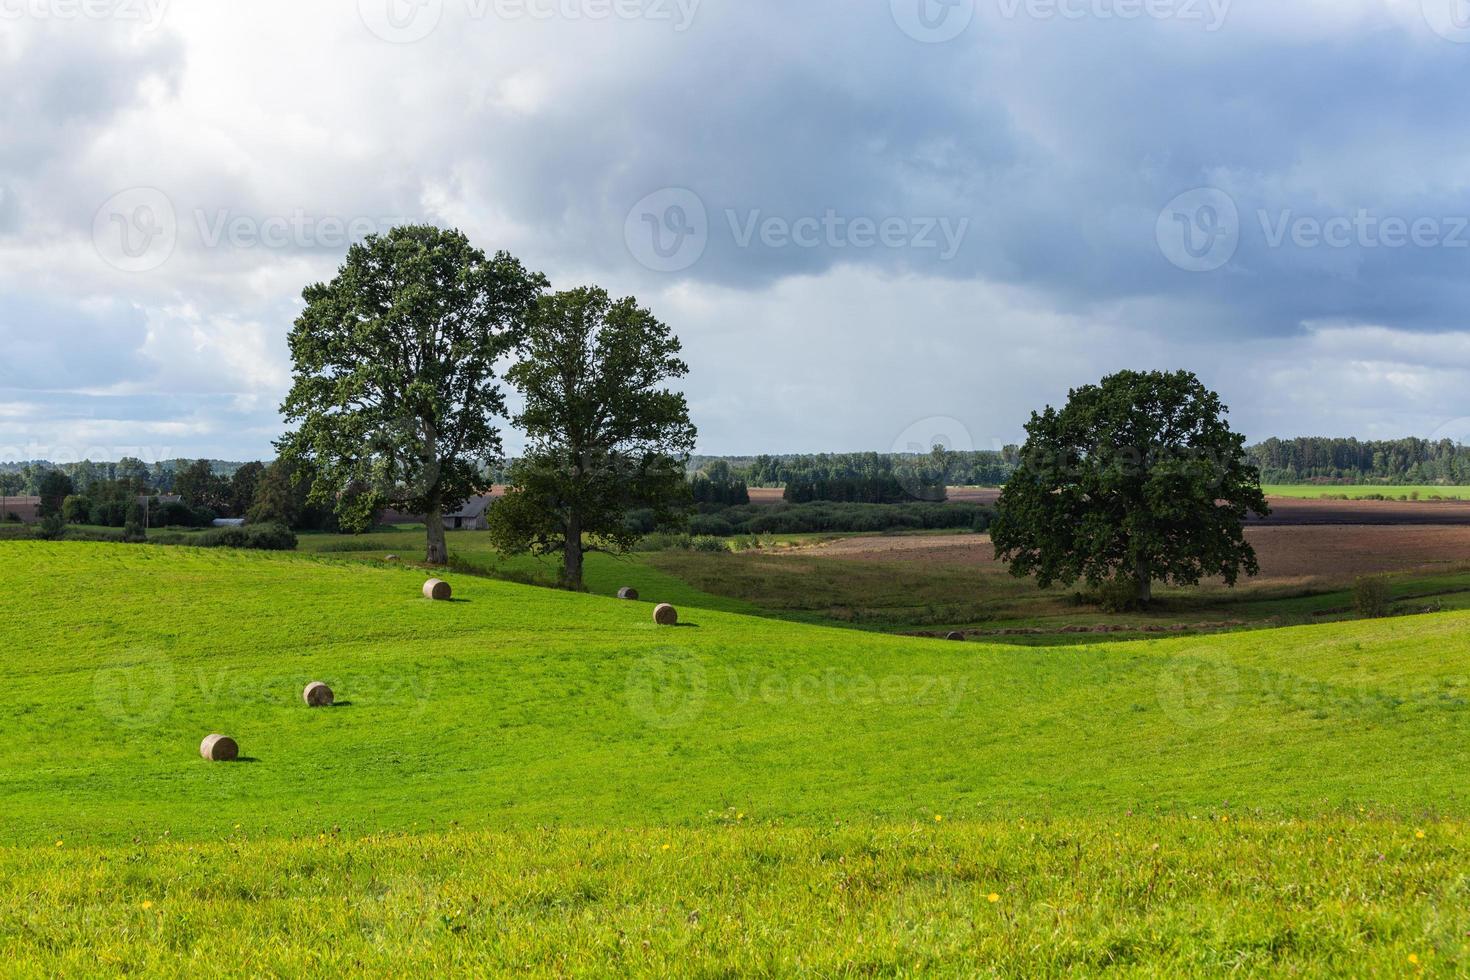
top-left (1, 542), bottom-right (1467, 846)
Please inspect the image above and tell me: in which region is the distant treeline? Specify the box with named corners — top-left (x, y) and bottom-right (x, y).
top-left (741, 450), bottom-right (1020, 499)
top-left (687, 501), bottom-right (992, 536)
top-left (1245, 438), bottom-right (1470, 485)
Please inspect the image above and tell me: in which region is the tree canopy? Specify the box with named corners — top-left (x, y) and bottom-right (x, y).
top-left (487, 287), bottom-right (696, 587)
top-left (277, 225), bottom-right (546, 564)
top-left (991, 370), bottom-right (1269, 605)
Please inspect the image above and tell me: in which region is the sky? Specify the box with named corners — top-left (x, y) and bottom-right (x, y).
top-left (4, 0), bottom-right (1470, 463)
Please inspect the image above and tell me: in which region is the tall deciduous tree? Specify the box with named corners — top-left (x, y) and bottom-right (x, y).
top-left (991, 370), bottom-right (1269, 606)
top-left (278, 226), bottom-right (545, 564)
top-left (487, 287), bottom-right (696, 588)
top-left (36, 470), bottom-right (73, 518)
top-left (174, 459), bottom-right (229, 513)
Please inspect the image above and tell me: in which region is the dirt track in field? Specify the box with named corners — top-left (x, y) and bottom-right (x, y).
top-left (796, 525), bottom-right (1470, 582)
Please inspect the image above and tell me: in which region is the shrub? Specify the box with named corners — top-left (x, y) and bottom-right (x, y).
top-left (243, 523), bottom-right (298, 551)
top-left (155, 501), bottom-right (212, 527)
top-left (1353, 576), bottom-right (1391, 618)
top-left (34, 514), bottom-right (66, 540)
top-left (122, 519), bottom-right (147, 543)
top-left (61, 495), bottom-right (88, 524)
top-left (622, 508), bottom-right (659, 535)
top-left (1085, 578), bottom-right (1142, 613)
top-left (688, 514), bottom-right (735, 536)
top-left (689, 535), bottom-right (728, 553)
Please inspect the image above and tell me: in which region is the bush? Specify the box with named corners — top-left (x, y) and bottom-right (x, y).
top-left (1086, 577), bottom-right (1143, 613)
top-left (61, 495), bottom-right (88, 524)
top-left (153, 522), bottom-right (298, 551)
top-left (689, 535), bottom-right (728, 553)
top-left (1353, 576), bottom-right (1391, 618)
top-left (155, 501), bottom-right (213, 528)
top-left (688, 514), bottom-right (735, 536)
top-left (622, 508), bottom-right (659, 535)
top-left (34, 514), bottom-right (66, 540)
top-left (122, 519), bottom-right (147, 543)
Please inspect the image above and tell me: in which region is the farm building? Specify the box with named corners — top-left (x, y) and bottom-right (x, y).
top-left (377, 488), bottom-right (505, 529)
top-left (444, 494), bottom-right (494, 530)
top-left (0, 495), bottom-right (40, 523)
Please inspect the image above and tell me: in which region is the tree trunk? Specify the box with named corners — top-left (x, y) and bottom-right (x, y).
top-left (425, 499), bottom-right (448, 566)
top-left (563, 512), bottom-right (584, 589)
top-left (1135, 556), bottom-right (1153, 606)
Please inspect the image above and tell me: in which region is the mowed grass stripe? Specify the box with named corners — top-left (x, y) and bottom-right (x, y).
top-left (1, 542), bottom-right (1468, 847)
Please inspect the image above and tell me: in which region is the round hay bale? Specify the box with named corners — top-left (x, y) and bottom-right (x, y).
top-left (423, 578), bottom-right (452, 601)
top-left (653, 603), bottom-right (678, 626)
top-left (617, 587), bottom-right (640, 601)
top-left (199, 733), bottom-right (238, 762)
top-left (946, 631), bottom-right (966, 642)
top-left (303, 681), bottom-right (334, 707)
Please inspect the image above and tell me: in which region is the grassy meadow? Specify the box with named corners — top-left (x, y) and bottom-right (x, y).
top-left (1262, 485), bottom-right (1470, 500)
top-left (295, 525), bottom-right (1470, 645)
top-left (2, 539), bottom-right (1468, 973)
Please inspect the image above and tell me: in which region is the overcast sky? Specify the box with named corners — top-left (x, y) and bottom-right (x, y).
top-left (4, 0), bottom-right (1470, 463)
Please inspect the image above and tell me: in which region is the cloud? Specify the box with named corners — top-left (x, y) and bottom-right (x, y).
top-left (1, 1), bottom-right (1469, 459)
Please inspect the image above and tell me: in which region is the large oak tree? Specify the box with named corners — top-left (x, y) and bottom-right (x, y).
top-left (278, 226), bottom-right (546, 564)
top-left (991, 370), bottom-right (1269, 606)
top-left (487, 287), bottom-right (696, 588)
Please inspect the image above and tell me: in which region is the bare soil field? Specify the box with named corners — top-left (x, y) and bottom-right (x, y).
top-left (1249, 496), bottom-right (1470, 525)
top-left (748, 487), bottom-right (1470, 525)
top-left (798, 525), bottom-right (1470, 583)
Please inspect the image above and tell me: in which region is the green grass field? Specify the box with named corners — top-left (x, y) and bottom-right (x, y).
top-left (1263, 484), bottom-right (1470, 500)
top-left (2, 541), bottom-right (1468, 974)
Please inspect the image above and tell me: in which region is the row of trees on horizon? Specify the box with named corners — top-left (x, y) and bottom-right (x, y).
top-left (11, 434), bottom-right (1470, 517)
